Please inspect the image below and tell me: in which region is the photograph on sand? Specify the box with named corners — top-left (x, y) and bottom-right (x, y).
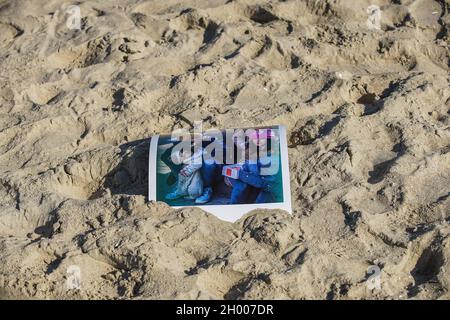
top-left (148, 125), bottom-right (291, 221)
top-left (156, 127), bottom-right (283, 206)
top-left (0, 0), bottom-right (449, 301)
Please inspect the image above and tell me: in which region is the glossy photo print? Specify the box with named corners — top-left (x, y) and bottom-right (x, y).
top-left (148, 125), bottom-right (291, 222)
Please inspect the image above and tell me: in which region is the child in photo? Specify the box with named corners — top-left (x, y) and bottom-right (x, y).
top-left (164, 137), bottom-right (204, 201)
top-left (226, 129), bottom-right (282, 204)
top-left (195, 136), bottom-right (228, 204)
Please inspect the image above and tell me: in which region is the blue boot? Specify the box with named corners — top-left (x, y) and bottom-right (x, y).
top-left (195, 187), bottom-right (213, 204)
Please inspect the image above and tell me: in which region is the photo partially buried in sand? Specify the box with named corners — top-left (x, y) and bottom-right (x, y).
top-left (148, 125), bottom-right (292, 222)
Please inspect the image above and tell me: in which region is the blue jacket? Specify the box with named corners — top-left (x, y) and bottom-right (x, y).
top-left (237, 156), bottom-right (283, 202)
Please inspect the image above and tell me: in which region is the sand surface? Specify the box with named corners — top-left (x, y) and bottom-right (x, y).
top-left (0, 0), bottom-right (449, 299)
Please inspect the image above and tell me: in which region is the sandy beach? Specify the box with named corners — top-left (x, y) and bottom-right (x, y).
top-left (0, 0), bottom-right (449, 299)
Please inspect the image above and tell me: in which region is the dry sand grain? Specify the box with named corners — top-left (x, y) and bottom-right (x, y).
top-left (0, 0), bottom-right (449, 299)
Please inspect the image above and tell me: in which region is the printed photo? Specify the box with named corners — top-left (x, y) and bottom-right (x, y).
top-left (148, 125), bottom-right (291, 221)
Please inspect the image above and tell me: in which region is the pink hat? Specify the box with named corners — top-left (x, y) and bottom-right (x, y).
top-left (248, 129), bottom-right (275, 140)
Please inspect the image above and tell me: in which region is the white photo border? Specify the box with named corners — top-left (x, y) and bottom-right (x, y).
top-left (148, 125), bottom-right (292, 222)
